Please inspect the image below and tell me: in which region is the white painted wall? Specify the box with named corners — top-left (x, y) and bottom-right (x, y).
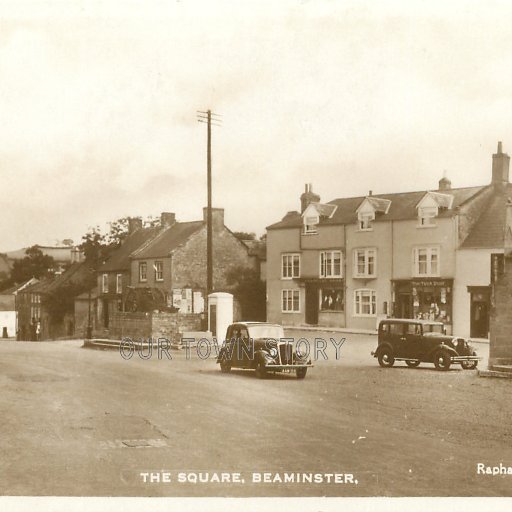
top-left (0, 311), bottom-right (16, 338)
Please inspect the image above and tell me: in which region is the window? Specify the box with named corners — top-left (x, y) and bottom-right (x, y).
top-left (418, 206), bottom-right (438, 227)
top-left (413, 247), bottom-right (439, 276)
top-left (281, 253), bottom-right (300, 279)
top-left (282, 289), bottom-right (300, 312)
top-left (320, 251), bottom-right (342, 278)
top-left (154, 261), bottom-right (163, 281)
top-left (353, 248), bottom-right (377, 278)
top-left (358, 213), bottom-right (374, 231)
top-left (139, 262), bottom-right (147, 282)
top-left (320, 288), bottom-right (344, 311)
top-left (116, 274), bottom-right (122, 294)
top-left (304, 215), bottom-right (319, 234)
top-left (354, 289), bottom-right (377, 316)
top-left (102, 274), bottom-right (108, 294)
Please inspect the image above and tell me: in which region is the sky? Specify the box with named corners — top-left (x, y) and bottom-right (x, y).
top-left (2, 0), bottom-right (512, 251)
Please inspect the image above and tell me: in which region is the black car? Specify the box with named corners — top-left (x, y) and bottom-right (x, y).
top-left (216, 322), bottom-right (313, 379)
top-left (371, 319), bottom-right (480, 371)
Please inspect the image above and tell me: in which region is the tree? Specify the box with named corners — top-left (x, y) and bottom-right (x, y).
top-left (43, 281), bottom-right (87, 323)
top-left (11, 246), bottom-right (55, 283)
top-left (226, 266), bottom-right (266, 321)
top-left (233, 231), bottom-right (256, 241)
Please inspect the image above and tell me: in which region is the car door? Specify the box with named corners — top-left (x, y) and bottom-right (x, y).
top-left (226, 325), bottom-right (240, 368)
top-left (403, 322), bottom-right (423, 359)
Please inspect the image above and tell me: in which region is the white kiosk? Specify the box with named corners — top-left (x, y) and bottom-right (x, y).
top-left (208, 292), bottom-right (233, 344)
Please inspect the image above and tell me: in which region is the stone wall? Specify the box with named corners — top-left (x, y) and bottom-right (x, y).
top-left (109, 311), bottom-right (203, 342)
top-left (489, 254), bottom-right (512, 366)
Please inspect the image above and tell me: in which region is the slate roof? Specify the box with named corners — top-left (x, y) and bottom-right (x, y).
top-left (19, 262), bottom-right (89, 295)
top-left (267, 185), bottom-right (487, 230)
top-left (242, 240), bottom-right (267, 260)
top-left (100, 226), bottom-right (160, 271)
top-left (131, 221), bottom-right (204, 259)
top-left (460, 184), bottom-right (512, 249)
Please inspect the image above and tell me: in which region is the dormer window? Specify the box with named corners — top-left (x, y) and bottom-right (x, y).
top-left (304, 214), bottom-right (319, 234)
top-left (416, 191), bottom-right (453, 228)
top-left (359, 213), bottom-right (374, 231)
top-left (418, 206), bottom-right (438, 227)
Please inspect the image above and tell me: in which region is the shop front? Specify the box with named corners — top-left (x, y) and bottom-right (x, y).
top-left (392, 278), bottom-right (453, 333)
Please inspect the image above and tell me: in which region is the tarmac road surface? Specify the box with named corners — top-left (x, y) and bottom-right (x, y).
top-left (0, 333), bottom-right (510, 497)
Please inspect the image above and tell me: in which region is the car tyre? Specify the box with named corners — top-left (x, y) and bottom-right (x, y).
top-left (433, 350), bottom-right (451, 371)
top-left (220, 361), bottom-right (231, 373)
top-left (255, 361), bottom-right (268, 379)
top-left (377, 347), bottom-right (395, 368)
top-left (405, 360), bottom-right (420, 368)
top-left (296, 367), bottom-right (307, 379)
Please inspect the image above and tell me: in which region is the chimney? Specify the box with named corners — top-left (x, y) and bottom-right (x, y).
top-left (438, 172), bottom-right (452, 191)
top-left (161, 212), bottom-right (176, 227)
top-left (505, 198), bottom-right (512, 257)
top-left (203, 207), bottom-right (225, 229)
top-left (368, 190), bottom-right (373, 196)
top-left (492, 141), bottom-right (510, 185)
top-left (127, 217), bottom-right (143, 235)
top-left (300, 183), bottom-right (320, 213)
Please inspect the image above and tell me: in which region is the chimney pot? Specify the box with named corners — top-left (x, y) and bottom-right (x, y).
top-left (300, 183), bottom-right (320, 213)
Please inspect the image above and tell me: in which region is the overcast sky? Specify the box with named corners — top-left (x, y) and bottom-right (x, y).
top-left (2, 0), bottom-right (512, 251)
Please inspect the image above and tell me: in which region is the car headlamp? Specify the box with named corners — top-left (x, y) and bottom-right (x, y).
top-left (269, 347), bottom-right (278, 358)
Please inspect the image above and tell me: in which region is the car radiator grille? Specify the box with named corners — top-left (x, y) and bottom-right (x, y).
top-left (279, 343), bottom-right (293, 365)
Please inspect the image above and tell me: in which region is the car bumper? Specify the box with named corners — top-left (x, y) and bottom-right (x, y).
top-left (451, 356), bottom-right (481, 362)
top-left (264, 363), bottom-right (314, 370)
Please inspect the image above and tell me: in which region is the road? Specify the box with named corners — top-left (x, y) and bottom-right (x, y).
top-left (0, 332), bottom-right (511, 497)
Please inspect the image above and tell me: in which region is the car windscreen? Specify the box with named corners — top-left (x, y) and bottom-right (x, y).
top-left (247, 325), bottom-right (285, 340)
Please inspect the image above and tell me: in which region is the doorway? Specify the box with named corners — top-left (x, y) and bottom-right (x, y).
top-left (471, 299), bottom-right (489, 338)
top-left (398, 293), bottom-right (412, 319)
top-left (305, 284), bottom-right (319, 325)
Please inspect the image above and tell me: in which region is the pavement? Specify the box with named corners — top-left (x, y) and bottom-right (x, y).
top-left (0, 331), bottom-right (511, 497)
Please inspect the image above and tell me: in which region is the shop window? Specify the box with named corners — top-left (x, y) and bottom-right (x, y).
top-left (320, 288), bottom-right (344, 311)
top-left (320, 251), bottom-right (342, 278)
top-left (282, 289), bottom-right (300, 313)
top-left (354, 289), bottom-right (377, 316)
top-left (281, 253), bottom-right (300, 279)
top-left (354, 248), bottom-right (377, 278)
top-left (413, 247), bottom-right (440, 277)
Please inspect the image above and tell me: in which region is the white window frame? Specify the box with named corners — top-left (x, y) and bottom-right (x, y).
top-left (320, 250), bottom-right (343, 278)
top-left (154, 261), bottom-right (164, 282)
top-left (358, 212), bottom-right (374, 231)
top-left (413, 246), bottom-right (440, 277)
top-left (303, 214), bottom-right (319, 234)
top-left (102, 273), bottom-right (109, 294)
top-left (281, 253), bottom-right (301, 279)
top-left (354, 289), bottom-right (377, 317)
top-left (353, 248), bottom-right (377, 278)
top-left (116, 274), bottom-right (122, 294)
top-left (281, 289), bottom-right (300, 313)
top-left (139, 262), bottom-right (147, 282)
top-left (418, 206), bottom-right (438, 228)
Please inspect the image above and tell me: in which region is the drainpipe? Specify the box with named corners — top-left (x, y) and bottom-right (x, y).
top-left (343, 223), bottom-right (347, 328)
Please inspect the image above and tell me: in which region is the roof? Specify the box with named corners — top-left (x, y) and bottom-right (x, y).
top-left (101, 226), bottom-right (160, 271)
top-left (131, 221), bottom-right (204, 259)
top-left (242, 240), bottom-right (266, 260)
top-left (267, 185), bottom-right (487, 230)
top-left (19, 262), bottom-right (90, 295)
top-left (461, 184), bottom-right (512, 249)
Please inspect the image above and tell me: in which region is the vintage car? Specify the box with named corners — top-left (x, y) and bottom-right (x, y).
top-left (216, 322), bottom-right (313, 379)
top-left (371, 318), bottom-right (480, 371)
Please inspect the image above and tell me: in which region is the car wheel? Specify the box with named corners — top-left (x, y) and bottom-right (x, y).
top-left (255, 361), bottom-right (268, 379)
top-left (377, 347), bottom-right (395, 368)
top-left (296, 367), bottom-right (307, 379)
top-left (405, 360), bottom-right (420, 368)
top-left (220, 361), bottom-right (231, 373)
top-left (433, 351), bottom-right (451, 371)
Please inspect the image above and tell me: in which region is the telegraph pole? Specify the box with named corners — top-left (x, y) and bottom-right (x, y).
top-left (197, 110), bottom-right (221, 303)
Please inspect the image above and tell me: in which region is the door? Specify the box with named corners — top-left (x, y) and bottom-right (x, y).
top-left (403, 322), bottom-right (424, 359)
top-left (102, 299), bottom-right (109, 328)
top-left (471, 301), bottom-right (489, 338)
top-left (398, 293), bottom-right (412, 319)
top-left (305, 284), bottom-right (319, 325)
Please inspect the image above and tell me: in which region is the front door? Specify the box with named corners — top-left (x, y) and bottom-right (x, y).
top-left (471, 300), bottom-right (489, 338)
top-left (398, 293), bottom-right (412, 319)
top-left (305, 284), bottom-right (319, 325)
